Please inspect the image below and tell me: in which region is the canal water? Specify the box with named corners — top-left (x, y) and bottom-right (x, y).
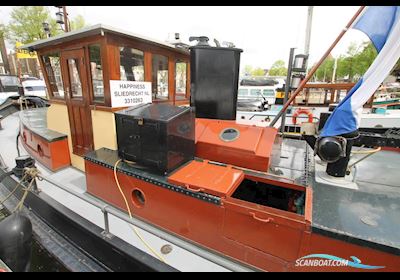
top-left (0, 207), bottom-right (69, 272)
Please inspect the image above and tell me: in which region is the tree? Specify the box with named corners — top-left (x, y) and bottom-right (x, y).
top-left (242, 65), bottom-right (266, 76)
top-left (335, 42), bottom-right (377, 82)
top-left (312, 41), bottom-right (378, 83)
top-left (269, 60), bottom-right (287, 76)
top-left (6, 7), bottom-right (88, 44)
top-left (6, 6), bottom-right (61, 44)
top-left (0, 23), bottom-right (6, 38)
top-left (251, 67), bottom-right (266, 76)
top-left (314, 55), bottom-right (335, 82)
top-left (70, 15), bottom-right (87, 31)
top-left (242, 65), bottom-right (253, 76)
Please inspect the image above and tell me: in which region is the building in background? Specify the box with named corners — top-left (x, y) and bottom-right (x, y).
top-left (7, 50), bottom-right (42, 79)
top-left (0, 36), bottom-right (10, 74)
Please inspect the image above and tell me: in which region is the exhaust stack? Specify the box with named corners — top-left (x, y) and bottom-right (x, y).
top-left (189, 36), bottom-right (242, 120)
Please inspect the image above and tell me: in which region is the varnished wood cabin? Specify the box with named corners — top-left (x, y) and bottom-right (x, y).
top-left (22, 24), bottom-right (190, 170)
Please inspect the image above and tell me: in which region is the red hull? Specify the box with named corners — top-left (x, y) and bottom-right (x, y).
top-left (85, 159), bottom-right (400, 271)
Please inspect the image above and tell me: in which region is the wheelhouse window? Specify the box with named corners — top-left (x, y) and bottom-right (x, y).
top-left (67, 59), bottom-right (83, 98)
top-left (152, 54), bottom-right (168, 100)
top-left (42, 52), bottom-right (64, 98)
top-left (89, 44), bottom-right (104, 102)
top-left (175, 60), bottom-right (187, 100)
top-left (119, 47), bottom-right (144, 81)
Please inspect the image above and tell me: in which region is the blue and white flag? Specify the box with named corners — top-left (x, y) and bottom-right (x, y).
top-left (321, 6), bottom-right (400, 137)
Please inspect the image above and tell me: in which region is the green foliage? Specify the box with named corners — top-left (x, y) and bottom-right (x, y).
top-left (0, 23), bottom-right (6, 38)
top-left (336, 42), bottom-right (377, 81)
top-left (252, 67), bottom-right (266, 76)
top-left (6, 6), bottom-right (61, 44)
top-left (70, 15), bottom-right (87, 31)
top-left (243, 65), bottom-right (253, 76)
top-left (314, 56), bottom-right (335, 82)
top-left (6, 6), bottom-right (88, 45)
top-left (313, 42), bottom-right (377, 82)
top-left (312, 41), bottom-right (377, 82)
top-left (269, 60), bottom-right (287, 76)
top-left (242, 65), bottom-right (266, 76)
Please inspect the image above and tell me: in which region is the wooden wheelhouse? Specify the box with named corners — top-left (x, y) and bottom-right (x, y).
top-left (22, 24), bottom-right (190, 170)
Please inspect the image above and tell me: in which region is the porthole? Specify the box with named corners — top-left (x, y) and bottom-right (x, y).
top-left (132, 189), bottom-right (145, 208)
top-left (219, 128), bottom-right (240, 142)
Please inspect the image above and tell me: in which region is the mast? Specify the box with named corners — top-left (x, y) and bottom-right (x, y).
top-left (63, 6), bottom-right (70, 32)
top-left (269, 6), bottom-right (365, 128)
top-left (304, 6), bottom-right (313, 56)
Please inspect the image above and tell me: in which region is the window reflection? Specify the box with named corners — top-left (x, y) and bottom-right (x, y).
top-left (42, 52), bottom-right (64, 98)
top-left (119, 47), bottom-right (144, 81)
top-left (89, 44), bottom-right (104, 102)
top-left (67, 59), bottom-right (82, 98)
top-left (175, 60), bottom-right (187, 100)
top-left (152, 54), bottom-right (168, 100)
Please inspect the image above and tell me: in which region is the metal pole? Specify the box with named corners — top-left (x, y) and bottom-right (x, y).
top-left (63, 6), bottom-right (69, 32)
top-left (280, 48), bottom-right (295, 133)
top-left (304, 6), bottom-right (314, 56)
top-left (332, 56), bottom-right (338, 83)
top-left (269, 6), bottom-right (365, 128)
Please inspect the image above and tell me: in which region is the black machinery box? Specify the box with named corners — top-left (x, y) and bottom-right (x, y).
top-left (189, 38), bottom-right (243, 120)
top-left (115, 103), bottom-right (195, 174)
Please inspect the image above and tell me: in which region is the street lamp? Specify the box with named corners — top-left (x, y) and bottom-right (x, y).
top-left (54, 6), bottom-right (69, 32)
top-left (42, 22), bottom-right (51, 38)
top-left (55, 11), bottom-right (64, 25)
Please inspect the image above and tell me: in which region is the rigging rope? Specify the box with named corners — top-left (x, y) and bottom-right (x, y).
top-left (0, 173), bottom-right (28, 207)
top-left (113, 159), bottom-right (166, 263)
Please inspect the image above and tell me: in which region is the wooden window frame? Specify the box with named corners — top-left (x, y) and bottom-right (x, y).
top-left (99, 33), bottom-right (190, 107)
top-left (39, 50), bottom-right (66, 102)
top-left (38, 36), bottom-right (109, 106)
top-left (174, 59), bottom-right (190, 102)
top-left (150, 52), bottom-right (172, 102)
top-left (86, 42), bottom-right (108, 106)
top-left (117, 44), bottom-right (146, 83)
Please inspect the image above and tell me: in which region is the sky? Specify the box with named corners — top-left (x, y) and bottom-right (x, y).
top-left (0, 6), bottom-right (370, 71)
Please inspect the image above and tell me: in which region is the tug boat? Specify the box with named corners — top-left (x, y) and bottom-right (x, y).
top-left (0, 23), bottom-right (399, 272)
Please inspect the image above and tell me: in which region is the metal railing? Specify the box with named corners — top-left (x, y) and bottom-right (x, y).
top-left (36, 174), bottom-right (255, 272)
top-left (0, 154), bottom-right (7, 171)
top-left (294, 82), bottom-right (358, 107)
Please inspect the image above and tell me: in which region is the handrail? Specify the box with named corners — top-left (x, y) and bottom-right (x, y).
top-left (0, 154), bottom-right (7, 170)
top-left (36, 174), bottom-right (255, 272)
top-left (303, 83), bottom-right (356, 90)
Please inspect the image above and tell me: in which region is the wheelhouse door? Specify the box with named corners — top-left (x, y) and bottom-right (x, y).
top-left (61, 48), bottom-right (94, 156)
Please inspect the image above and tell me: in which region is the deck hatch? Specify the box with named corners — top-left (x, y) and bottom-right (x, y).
top-left (168, 160), bottom-right (244, 198)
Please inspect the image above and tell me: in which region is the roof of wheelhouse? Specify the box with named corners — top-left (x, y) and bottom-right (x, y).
top-left (21, 24), bottom-right (189, 54)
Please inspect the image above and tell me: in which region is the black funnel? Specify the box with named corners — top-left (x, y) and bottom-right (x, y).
top-left (189, 36), bottom-right (243, 120)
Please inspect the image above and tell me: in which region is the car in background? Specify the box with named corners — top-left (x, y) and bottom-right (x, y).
top-left (0, 74), bottom-right (21, 104)
top-left (237, 86), bottom-right (276, 111)
top-left (271, 77), bottom-right (286, 90)
top-left (22, 78), bottom-right (48, 99)
top-left (21, 75), bottom-right (39, 81)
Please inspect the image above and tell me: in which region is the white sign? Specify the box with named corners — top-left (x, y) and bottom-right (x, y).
top-left (110, 80), bottom-right (152, 108)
